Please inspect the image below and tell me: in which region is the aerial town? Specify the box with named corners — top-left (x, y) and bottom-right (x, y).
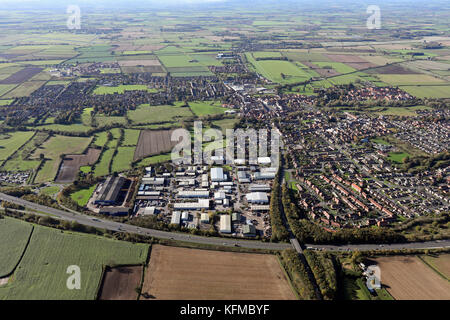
top-left (0, 0), bottom-right (448, 304)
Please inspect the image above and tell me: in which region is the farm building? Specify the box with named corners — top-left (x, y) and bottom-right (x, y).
top-left (211, 167), bottom-right (226, 182)
top-left (94, 176), bottom-right (126, 205)
top-left (246, 192), bottom-right (269, 204)
top-left (220, 215), bottom-right (232, 233)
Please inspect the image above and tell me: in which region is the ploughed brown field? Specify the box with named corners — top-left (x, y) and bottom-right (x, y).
top-left (0, 67), bottom-right (42, 84)
top-left (140, 245), bottom-right (296, 300)
top-left (55, 148), bottom-right (101, 183)
top-left (375, 256), bottom-right (450, 300)
top-left (99, 266), bottom-right (143, 300)
top-left (133, 130), bottom-right (178, 161)
top-left (366, 64), bottom-right (419, 74)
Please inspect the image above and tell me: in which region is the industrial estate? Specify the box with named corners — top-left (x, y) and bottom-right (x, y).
top-left (0, 0), bottom-right (449, 302)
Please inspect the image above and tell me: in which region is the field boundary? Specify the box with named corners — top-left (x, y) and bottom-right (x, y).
top-left (0, 225), bottom-right (34, 279)
top-left (276, 254), bottom-right (300, 300)
top-left (417, 255), bottom-right (450, 282)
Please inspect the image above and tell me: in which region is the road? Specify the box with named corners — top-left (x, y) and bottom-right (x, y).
top-left (0, 192), bottom-right (290, 251)
top-left (305, 240), bottom-right (450, 252)
top-left (1, 192), bottom-right (449, 252)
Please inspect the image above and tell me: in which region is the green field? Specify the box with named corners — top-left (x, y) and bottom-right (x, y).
top-left (188, 101), bottom-right (227, 116)
top-left (111, 146), bottom-right (136, 173)
top-left (93, 85), bottom-right (157, 95)
top-left (0, 220), bottom-right (148, 300)
top-left (246, 53), bottom-right (314, 83)
top-left (0, 131), bottom-right (35, 161)
top-left (312, 61), bottom-right (356, 74)
top-left (70, 185), bottom-right (97, 206)
top-left (137, 153), bottom-right (172, 166)
top-left (92, 131), bottom-right (109, 147)
top-left (388, 151), bottom-right (410, 164)
top-left (39, 186), bottom-right (60, 197)
top-left (377, 74), bottom-right (445, 86)
top-left (0, 218), bottom-right (33, 278)
top-left (122, 129), bottom-right (140, 146)
top-left (32, 135), bottom-right (92, 183)
top-left (1, 131), bottom-right (48, 172)
top-left (400, 85), bottom-right (450, 98)
top-left (127, 102), bottom-right (193, 124)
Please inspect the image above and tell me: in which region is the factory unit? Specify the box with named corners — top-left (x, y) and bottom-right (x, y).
top-left (173, 199), bottom-right (210, 210)
top-left (94, 176), bottom-right (126, 206)
top-left (220, 214), bottom-right (232, 233)
top-left (211, 167), bottom-right (227, 182)
top-left (246, 192), bottom-right (269, 204)
top-left (178, 190), bottom-right (210, 198)
top-left (171, 211), bottom-right (181, 225)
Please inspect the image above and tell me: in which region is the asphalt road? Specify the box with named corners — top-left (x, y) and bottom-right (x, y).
top-left (305, 240), bottom-right (450, 252)
top-left (0, 192), bottom-right (290, 250)
top-left (1, 192), bottom-right (449, 252)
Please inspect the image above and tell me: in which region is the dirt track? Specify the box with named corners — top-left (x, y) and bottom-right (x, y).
top-left (140, 245), bottom-right (297, 300)
top-left (375, 256), bottom-right (450, 300)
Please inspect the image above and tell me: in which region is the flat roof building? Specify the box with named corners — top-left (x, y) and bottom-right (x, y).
top-left (200, 213), bottom-right (210, 223)
top-left (95, 176), bottom-right (125, 205)
top-left (178, 190), bottom-right (210, 198)
top-left (171, 211), bottom-right (181, 225)
top-left (246, 192), bottom-right (269, 204)
top-left (220, 214), bottom-right (232, 233)
top-left (173, 199), bottom-right (210, 210)
top-left (243, 224), bottom-right (256, 236)
top-left (211, 167), bottom-right (225, 182)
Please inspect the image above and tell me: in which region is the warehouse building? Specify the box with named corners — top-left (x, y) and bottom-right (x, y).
top-left (243, 224), bottom-right (256, 236)
top-left (246, 192), bottom-right (269, 204)
top-left (249, 184), bottom-right (271, 192)
top-left (237, 171), bottom-right (251, 183)
top-left (171, 211), bottom-right (181, 225)
top-left (173, 199), bottom-right (210, 210)
top-left (95, 176), bottom-right (126, 205)
top-left (178, 190), bottom-right (210, 198)
top-left (211, 167), bottom-right (226, 182)
top-left (220, 214), bottom-right (232, 233)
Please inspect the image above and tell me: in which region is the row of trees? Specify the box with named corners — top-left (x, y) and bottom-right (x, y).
top-left (303, 250), bottom-right (339, 300)
top-left (280, 249), bottom-right (318, 300)
top-left (269, 171), bottom-right (290, 241)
